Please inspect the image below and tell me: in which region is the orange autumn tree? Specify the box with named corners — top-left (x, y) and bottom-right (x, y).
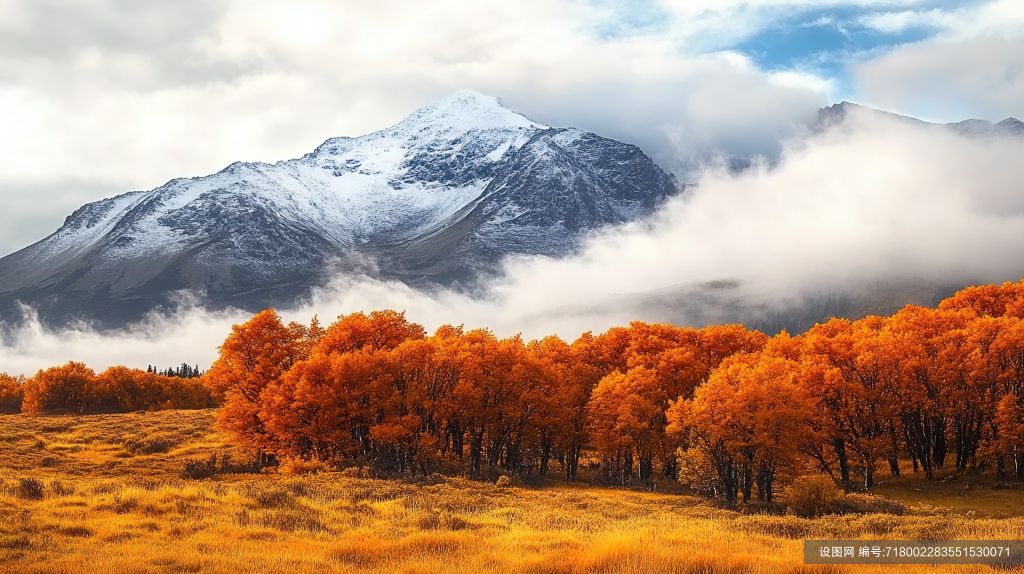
top-left (994, 392), bottom-right (1024, 480)
top-left (254, 311), bottom-right (424, 464)
top-left (208, 279), bottom-right (1024, 488)
top-left (0, 373), bottom-right (24, 414)
top-left (587, 366), bottom-right (666, 484)
top-left (587, 322), bottom-right (768, 483)
top-left (669, 335), bottom-right (812, 504)
top-left (315, 309), bottom-right (424, 356)
top-left (91, 366), bottom-right (215, 412)
top-left (279, 312), bottom-right (427, 468)
top-left (529, 334), bottom-right (604, 480)
top-left (801, 317), bottom-right (897, 490)
top-left (938, 281), bottom-right (1024, 477)
top-left (204, 309), bottom-right (315, 459)
top-left (21, 362), bottom-right (96, 414)
top-left (17, 362), bottom-right (211, 415)
top-left (883, 306), bottom-right (970, 479)
top-left (938, 279), bottom-right (1024, 319)
top-left (585, 322), bottom-right (681, 483)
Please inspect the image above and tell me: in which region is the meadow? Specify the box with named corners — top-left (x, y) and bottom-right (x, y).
top-left (1, 410), bottom-right (1022, 573)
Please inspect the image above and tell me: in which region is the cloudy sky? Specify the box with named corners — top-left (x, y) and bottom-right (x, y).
top-left (1, 0), bottom-right (1022, 257)
top-left (1, 0), bottom-right (1024, 373)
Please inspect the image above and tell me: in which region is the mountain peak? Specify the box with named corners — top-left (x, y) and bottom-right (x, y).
top-left (395, 90), bottom-right (548, 133)
top-left (0, 90), bottom-right (677, 329)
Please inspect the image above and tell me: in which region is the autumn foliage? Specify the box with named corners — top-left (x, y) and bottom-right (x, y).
top-left (0, 373), bottom-right (24, 414)
top-left (17, 363), bottom-right (215, 414)
top-left (667, 280), bottom-right (1024, 503)
top-left (208, 280), bottom-right (1024, 503)
top-left (207, 308), bottom-right (768, 482)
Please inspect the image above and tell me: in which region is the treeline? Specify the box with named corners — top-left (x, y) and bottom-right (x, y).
top-left (0, 363), bottom-right (215, 414)
top-left (207, 308), bottom-right (763, 482)
top-left (147, 363), bottom-right (205, 379)
top-left (210, 281), bottom-right (1024, 503)
top-left (668, 281), bottom-right (1024, 503)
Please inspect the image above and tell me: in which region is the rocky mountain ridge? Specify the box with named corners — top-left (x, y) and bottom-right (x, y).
top-left (0, 91), bottom-right (679, 328)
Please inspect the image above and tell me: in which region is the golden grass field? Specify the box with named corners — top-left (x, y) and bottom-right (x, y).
top-left (1, 410), bottom-right (1022, 573)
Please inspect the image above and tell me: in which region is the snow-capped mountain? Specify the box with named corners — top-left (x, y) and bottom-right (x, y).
top-left (0, 91), bottom-right (679, 328)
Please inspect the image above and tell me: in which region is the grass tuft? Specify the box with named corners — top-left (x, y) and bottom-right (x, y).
top-left (17, 477), bottom-right (45, 500)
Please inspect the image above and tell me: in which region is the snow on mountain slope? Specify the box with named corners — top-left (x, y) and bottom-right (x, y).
top-left (0, 91), bottom-right (679, 328)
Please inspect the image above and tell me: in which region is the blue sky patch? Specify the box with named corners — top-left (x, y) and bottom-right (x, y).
top-left (736, 8), bottom-right (933, 75)
top-left (589, 0), bottom-right (990, 101)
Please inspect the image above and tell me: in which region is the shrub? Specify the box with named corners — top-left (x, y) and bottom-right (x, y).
top-left (339, 467), bottom-right (367, 479)
top-left (180, 453), bottom-right (264, 479)
top-left (257, 508), bottom-right (326, 532)
top-left (278, 457), bottom-right (327, 476)
top-left (784, 474), bottom-right (840, 518)
top-left (495, 476), bottom-right (513, 489)
top-left (17, 478), bottom-right (45, 500)
top-left (833, 493), bottom-right (907, 516)
top-left (245, 485), bottom-right (296, 509)
top-left (124, 436), bottom-right (175, 455)
top-left (218, 453), bottom-right (265, 474)
top-left (49, 480), bottom-right (75, 497)
top-left (180, 455), bottom-right (217, 480)
top-left (417, 511), bottom-right (474, 531)
top-left (738, 501), bottom-right (787, 516)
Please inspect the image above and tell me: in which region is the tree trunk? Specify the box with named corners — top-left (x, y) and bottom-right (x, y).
top-left (469, 430), bottom-right (484, 476)
top-left (740, 466), bottom-right (753, 503)
top-left (639, 454), bottom-right (653, 483)
top-left (756, 466), bottom-right (775, 503)
top-left (887, 456), bottom-right (900, 477)
top-left (566, 444), bottom-right (580, 482)
top-left (832, 438), bottom-right (852, 492)
top-left (931, 415), bottom-right (948, 471)
top-left (539, 437), bottom-right (552, 478)
top-left (662, 455), bottom-right (678, 480)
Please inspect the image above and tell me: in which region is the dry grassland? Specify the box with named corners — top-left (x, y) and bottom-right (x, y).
top-left (1, 410), bottom-right (1022, 573)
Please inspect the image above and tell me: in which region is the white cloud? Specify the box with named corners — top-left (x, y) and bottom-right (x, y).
top-left (2, 0), bottom-right (1023, 373)
top-left (5, 111), bottom-right (1024, 373)
top-left (0, 0), bottom-right (842, 255)
top-left (451, 108), bottom-right (1024, 335)
top-left (857, 9), bottom-right (954, 34)
top-left (769, 69), bottom-right (838, 94)
top-left (0, 304), bottom-right (247, 377)
top-left (854, 35), bottom-right (1024, 121)
top-left (853, 0), bottom-right (1024, 121)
